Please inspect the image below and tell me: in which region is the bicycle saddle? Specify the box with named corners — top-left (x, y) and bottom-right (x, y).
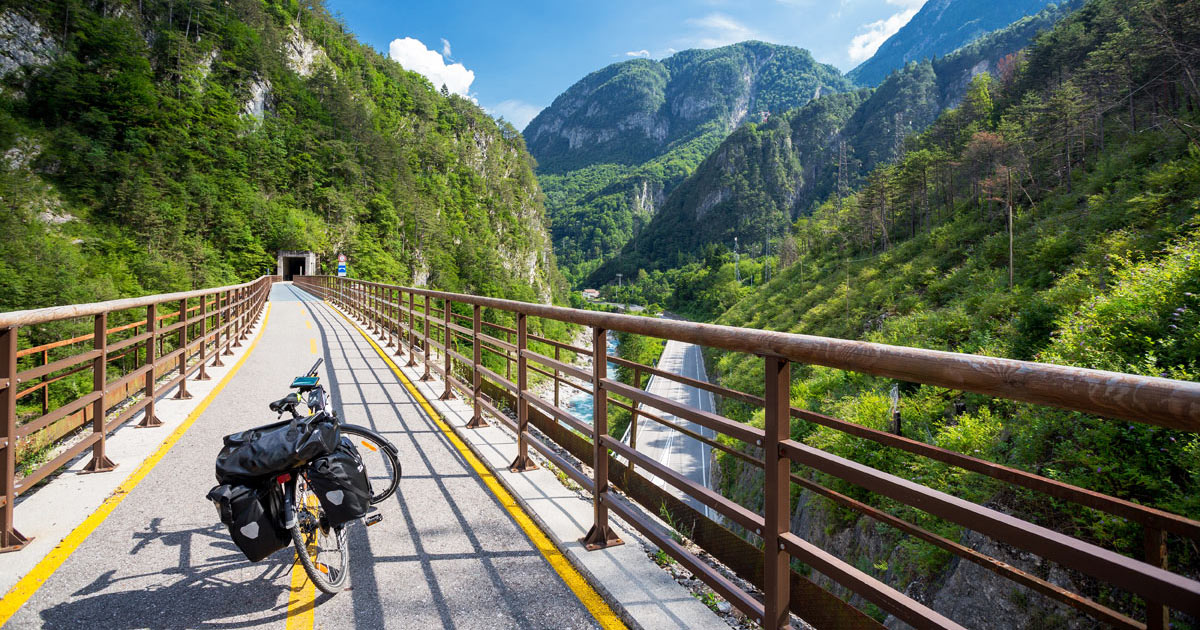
top-left (269, 392), bottom-right (301, 414)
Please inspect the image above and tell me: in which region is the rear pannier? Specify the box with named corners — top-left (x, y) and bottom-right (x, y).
top-left (307, 437), bottom-right (372, 527)
top-left (206, 483), bottom-right (290, 562)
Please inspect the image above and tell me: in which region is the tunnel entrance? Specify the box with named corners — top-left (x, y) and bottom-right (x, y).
top-left (276, 250), bottom-right (318, 281)
top-left (284, 257), bottom-right (305, 281)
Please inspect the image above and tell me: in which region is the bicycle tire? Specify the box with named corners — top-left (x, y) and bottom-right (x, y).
top-left (340, 424), bottom-right (400, 504)
top-left (289, 475), bottom-right (349, 594)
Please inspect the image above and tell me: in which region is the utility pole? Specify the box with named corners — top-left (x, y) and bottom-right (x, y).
top-left (733, 237), bottom-right (740, 283)
top-left (1007, 170), bottom-right (1014, 292)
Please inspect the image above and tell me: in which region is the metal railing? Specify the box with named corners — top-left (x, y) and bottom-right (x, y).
top-left (296, 275), bottom-right (1200, 629)
top-left (0, 276), bottom-right (276, 552)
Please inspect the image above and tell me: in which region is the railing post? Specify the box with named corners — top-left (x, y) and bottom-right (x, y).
top-left (82, 313), bottom-right (117, 473)
top-left (231, 288), bottom-right (244, 348)
top-left (138, 303), bottom-right (162, 428)
top-left (629, 367), bottom-right (641, 476)
top-left (385, 285), bottom-right (396, 348)
top-left (40, 349), bottom-right (48, 416)
top-left (509, 312), bottom-right (537, 472)
top-left (172, 298), bottom-right (192, 400)
top-left (466, 305), bottom-right (487, 428)
top-left (369, 284), bottom-right (378, 333)
top-left (1, 325), bottom-right (31, 551)
top-left (239, 287), bottom-right (250, 342)
top-left (220, 291), bottom-right (234, 358)
top-left (393, 288), bottom-right (405, 358)
top-left (407, 291), bottom-right (418, 367)
top-left (582, 326), bottom-right (622, 550)
top-left (763, 355), bottom-right (792, 630)
top-left (1145, 527), bottom-right (1168, 630)
top-left (421, 294), bottom-right (433, 382)
top-left (440, 298), bottom-right (454, 400)
top-left (196, 295), bottom-right (210, 381)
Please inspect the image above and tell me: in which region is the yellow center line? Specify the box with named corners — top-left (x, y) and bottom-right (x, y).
top-left (305, 320), bottom-right (312, 330)
top-left (329, 303), bottom-right (626, 630)
top-left (309, 338), bottom-right (317, 355)
top-left (284, 553), bottom-right (316, 630)
top-left (0, 304), bottom-right (273, 627)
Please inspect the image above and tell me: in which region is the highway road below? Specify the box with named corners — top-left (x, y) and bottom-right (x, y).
top-left (626, 339), bottom-right (715, 520)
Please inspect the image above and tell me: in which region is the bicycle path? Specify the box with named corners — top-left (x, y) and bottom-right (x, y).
top-left (3, 282), bottom-right (601, 629)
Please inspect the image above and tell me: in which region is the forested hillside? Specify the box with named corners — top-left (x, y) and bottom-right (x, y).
top-left (525, 42), bottom-right (853, 284)
top-left (0, 0), bottom-right (562, 313)
top-left (590, 1), bottom-right (1078, 299)
top-left (702, 0), bottom-right (1199, 624)
top-left (847, 0), bottom-right (1059, 86)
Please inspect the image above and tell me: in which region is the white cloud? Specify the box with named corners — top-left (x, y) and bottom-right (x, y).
top-left (625, 49), bottom-right (651, 58)
top-left (683, 12), bottom-right (764, 48)
top-left (846, 2), bottom-right (923, 64)
top-left (388, 37), bottom-right (475, 96)
top-left (440, 37), bottom-right (452, 59)
top-left (486, 99), bottom-right (543, 131)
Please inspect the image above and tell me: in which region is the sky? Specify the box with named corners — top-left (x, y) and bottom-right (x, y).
top-left (325, 0), bottom-right (928, 131)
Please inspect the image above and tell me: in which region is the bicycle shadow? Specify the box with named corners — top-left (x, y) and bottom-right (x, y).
top-left (36, 521), bottom-right (328, 630)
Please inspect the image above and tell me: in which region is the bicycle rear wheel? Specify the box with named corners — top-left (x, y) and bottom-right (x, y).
top-left (290, 474), bottom-right (349, 594)
top-left (340, 425), bottom-right (400, 504)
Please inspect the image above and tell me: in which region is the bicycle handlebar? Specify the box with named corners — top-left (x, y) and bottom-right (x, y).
top-left (306, 358), bottom-right (323, 377)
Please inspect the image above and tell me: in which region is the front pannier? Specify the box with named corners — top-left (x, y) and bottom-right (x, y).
top-left (215, 413), bottom-right (340, 484)
top-left (206, 483), bottom-right (290, 562)
top-left (307, 437), bottom-right (372, 527)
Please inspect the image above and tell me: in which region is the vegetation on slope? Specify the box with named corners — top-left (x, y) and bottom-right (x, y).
top-left (705, 0), bottom-right (1199, 620)
top-left (591, 1), bottom-right (1078, 297)
top-left (0, 0), bottom-right (562, 316)
top-left (847, 0), bottom-right (1060, 86)
top-left (526, 41), bottom-right (853, 284)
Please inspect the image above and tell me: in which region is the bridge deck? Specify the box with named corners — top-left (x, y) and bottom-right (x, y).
top-left (4, 283), bottom-right (600, 629)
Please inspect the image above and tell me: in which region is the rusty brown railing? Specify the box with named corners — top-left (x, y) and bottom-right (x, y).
top-left (294, 275), bottom-right (1200, 630)
top-left (0, 275), bottom-right (276, 552)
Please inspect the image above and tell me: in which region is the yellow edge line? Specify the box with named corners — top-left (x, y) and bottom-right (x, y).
top-left (0, 303), bottom-right (273, 626)
top-left (329, 304), bottom-right (626, 630)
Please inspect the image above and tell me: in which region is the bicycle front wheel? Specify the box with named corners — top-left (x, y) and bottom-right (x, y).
top-left (290, 474), bottom-right (349, 594)
top-left (340, 425), bottom-right (400, 504)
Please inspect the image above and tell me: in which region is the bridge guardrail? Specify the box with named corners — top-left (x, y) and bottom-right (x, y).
top-left (307, 275), bottom-right (1199, 629)
top-left (0, 275), bottom-right (276, 553)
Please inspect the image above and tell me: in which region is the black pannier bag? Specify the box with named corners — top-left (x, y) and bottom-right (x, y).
top-left (307, 437), bottom-right (372, 527)
top-left (215, 413), bottom-right (340, 484)
top-left (206, 483), bottom-right (290, 562)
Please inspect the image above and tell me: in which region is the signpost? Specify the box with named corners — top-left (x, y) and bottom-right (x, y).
top-left (337, 253), bottom-right (347, 277)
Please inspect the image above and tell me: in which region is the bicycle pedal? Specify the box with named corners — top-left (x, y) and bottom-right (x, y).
top-left (365, 513), bottom-right (383, 527)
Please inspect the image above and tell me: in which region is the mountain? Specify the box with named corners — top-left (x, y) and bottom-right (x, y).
top-left (703, 0), bottom-right (1200, 624)
top-left (591, 0), bottom-right (1078, 287)
top-left (0, 0), bottom-right (561, 313)
top-left (847, 0), bottom-right (1061, 87)
top-left (524, 41), bottom-right (853, 283)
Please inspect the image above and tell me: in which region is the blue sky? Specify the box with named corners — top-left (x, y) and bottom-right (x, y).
top-left (325, 1), bottom-right (928, 130)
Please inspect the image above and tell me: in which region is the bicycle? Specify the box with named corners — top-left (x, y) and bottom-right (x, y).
top-left (266, 359), bottom-right (402, 593)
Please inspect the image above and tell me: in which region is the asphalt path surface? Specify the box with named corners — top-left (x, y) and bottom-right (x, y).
top-left (629, 340), bottom-right (715, 519)
top-left (5, 283), bottom-right (598, 630)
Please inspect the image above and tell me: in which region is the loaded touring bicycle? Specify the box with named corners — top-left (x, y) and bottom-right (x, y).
top-left (206, 359), bottom-right (400, 593)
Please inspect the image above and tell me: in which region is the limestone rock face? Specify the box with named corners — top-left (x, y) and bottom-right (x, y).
top-left (0, 11), bottom-right (57, 79)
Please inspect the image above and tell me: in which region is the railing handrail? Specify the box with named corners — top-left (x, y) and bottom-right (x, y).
top-left (0, 276), bottom-right (272, 328)
top-left (303, 276), bottom-right (1200, 431)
